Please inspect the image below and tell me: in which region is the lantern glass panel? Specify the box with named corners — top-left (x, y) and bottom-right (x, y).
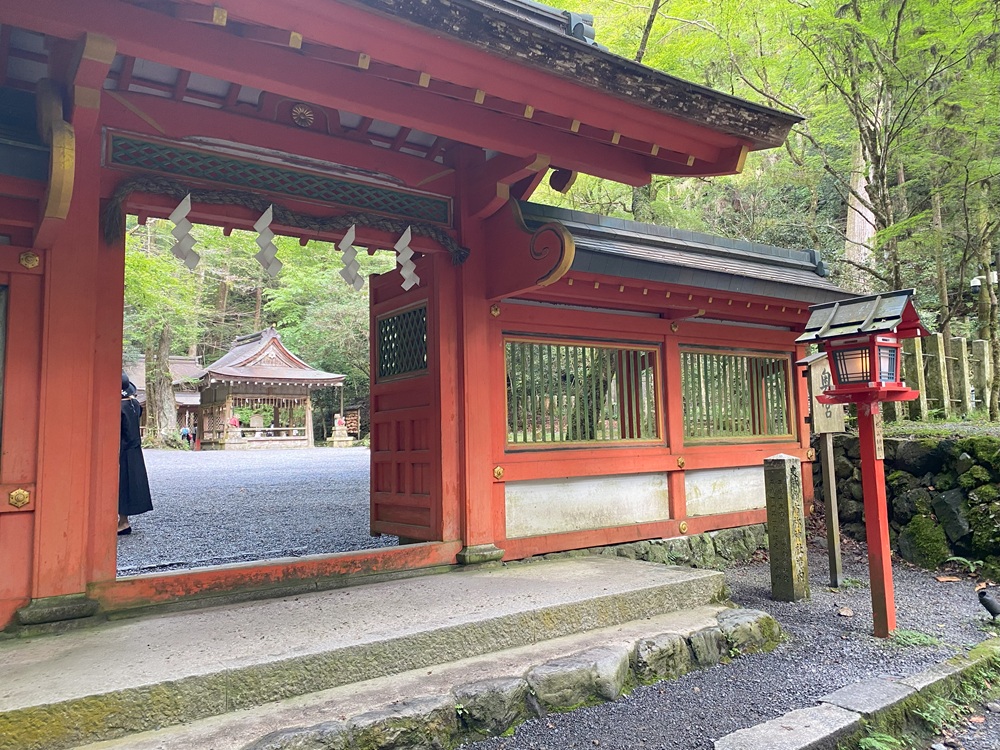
top-left (832, 347), bottom-right (870, 384)
top-left (878, 345), bottom-right (897, 382)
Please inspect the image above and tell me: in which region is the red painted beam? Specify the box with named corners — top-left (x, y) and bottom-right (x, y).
top-left (183, 0), bottom-right (745, 157)
top-left (100, 91), bottom-right (456, 192)
top-left (3, 0), bottom-right (720, 183)
top-left (0, 196), bottom-right (40, 228)
top-left (90, 541), bottom-right (462, 610)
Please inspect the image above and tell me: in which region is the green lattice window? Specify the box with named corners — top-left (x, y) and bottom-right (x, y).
top-left (505, 338), bottom-right (659, 446)
top-left (377, 305), bottom-right (428, 380)
top-left (681, 348), bottom-right (793, 442)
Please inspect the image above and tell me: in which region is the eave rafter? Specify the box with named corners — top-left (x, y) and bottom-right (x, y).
top-left (2, 0), bottom-right (754, 183)
top-left (527, 275), bottom-right (809, 330)
top-left (99, 91), bottom-right (458, 192)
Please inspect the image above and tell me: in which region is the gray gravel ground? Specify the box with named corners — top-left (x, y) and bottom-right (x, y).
top-left (116, 447), bottom-right (396, 576)
top-left (468, 546), bottom-right (995, 750)
top-left (118, 447), bottom-right (999, 749)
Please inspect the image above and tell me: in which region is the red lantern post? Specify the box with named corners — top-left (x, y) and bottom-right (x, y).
top-left (797, 291), bottom-right (928, 638)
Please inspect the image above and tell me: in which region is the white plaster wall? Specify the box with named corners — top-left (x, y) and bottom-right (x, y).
top-left (505, 473), bottom-right (670, 539)
top-left (685, 466), bottom-right (767, 517)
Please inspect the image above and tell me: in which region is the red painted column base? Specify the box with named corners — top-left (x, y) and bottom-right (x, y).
top-left (857, 402), bottom-right (896, 638)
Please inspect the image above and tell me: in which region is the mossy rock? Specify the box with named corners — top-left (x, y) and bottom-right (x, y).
top-left (959, 465), bottom-right (994, 491)
top-left (980, 556), bottom-right (1000, 583)
top-left (957, 437), bottom-right (1000, 472)
top-left (886, 470), bottom-right (920, 496)
top-left (897, 515), bottom-right (951, 569)
top-left (933, 471), bottom-right (957, 492)
top-left (970, 484), bottom-right (1000, 506)
top-left (968, 502), bottom-right (1000, 558)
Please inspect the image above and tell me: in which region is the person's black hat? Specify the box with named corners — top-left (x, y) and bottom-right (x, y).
top-left (121, 371), bottom-right (137, 397)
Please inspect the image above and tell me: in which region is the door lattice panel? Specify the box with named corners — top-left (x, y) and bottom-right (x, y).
top-left (377, 306), bottom-right (428, 380)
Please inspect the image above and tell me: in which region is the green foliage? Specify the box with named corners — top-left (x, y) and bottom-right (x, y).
top-left (946, 556), bottom-right (985, 575)
top-left (889, 629), bottom-right (941, 648)
top-left (857, 733), bottom-right (904, 750)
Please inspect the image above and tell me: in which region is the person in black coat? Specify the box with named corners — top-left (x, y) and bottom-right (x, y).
top-left (119, 372), bottom-right (153, 535)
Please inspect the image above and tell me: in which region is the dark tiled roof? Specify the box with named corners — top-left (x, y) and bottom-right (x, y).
top-left (520, 202), bottom-right (850, 304)
top-left (355, 0), bottom-right (801, 149)
top-left (200, 328), bottom-right (344, 386)
top-left (796, 289), bottom-right (928, 342)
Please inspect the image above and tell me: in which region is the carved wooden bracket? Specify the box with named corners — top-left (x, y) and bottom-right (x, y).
top-left (484, 200), bottom-right (574, 301)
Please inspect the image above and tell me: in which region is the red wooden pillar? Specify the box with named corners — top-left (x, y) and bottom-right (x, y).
top-left (454, 149), bottom-right (502, 563)
top-left (856, 401), bottom-right (896, 637)
top-left (29, 122), bottom-right (115, 612)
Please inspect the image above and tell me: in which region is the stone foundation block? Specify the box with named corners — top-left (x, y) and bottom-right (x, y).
top-left (526, 644), bottom-right (632, 709)
top-left (635, 632), bottom-right (693, 682)
top-left (453, 677), bottom-right (534, 737)
top-left (688, 625), bottom-right (727, 667)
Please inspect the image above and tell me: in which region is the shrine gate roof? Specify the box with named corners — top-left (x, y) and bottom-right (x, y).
top-left (521, 202), bottom-right (849, 304)
top-left (199, 328), bottom-right (345, 387)
top-left (2, 0), bottom-right (803, 190)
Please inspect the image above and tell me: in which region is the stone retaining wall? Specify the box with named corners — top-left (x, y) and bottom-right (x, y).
top-left (813, 435), bottom-right (1000, 578)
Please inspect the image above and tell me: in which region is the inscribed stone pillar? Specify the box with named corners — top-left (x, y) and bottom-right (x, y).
top-left (924, 333), bottom-right (951, 418)
top-left (971, 340), bottom-right (992, 414)
top-left (948, 337), bottom-right (972, 415)
top-left (764, 454), bottom-right (810, 602)
top-left (902, 337), bottom-right (928, 421)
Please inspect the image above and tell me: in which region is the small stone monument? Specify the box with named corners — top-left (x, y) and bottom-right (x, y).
top-left (764, 454), bottom-right (810, 602)
top-left (327, 413), bottom-right (353, 448)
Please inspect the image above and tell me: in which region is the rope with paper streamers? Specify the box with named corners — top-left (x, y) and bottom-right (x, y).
top-left (102, 175), bottom-right (470, 265)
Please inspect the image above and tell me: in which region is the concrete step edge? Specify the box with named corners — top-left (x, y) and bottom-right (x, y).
top-left (0, 569), bottom-right (726, 750)
top-left (69, 605), bottom-right (782, 750)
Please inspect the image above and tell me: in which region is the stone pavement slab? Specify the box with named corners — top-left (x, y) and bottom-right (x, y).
top-left (819, 678), bottom-right (915, 716)
top-left (713, 703), bottom-right (861, 750)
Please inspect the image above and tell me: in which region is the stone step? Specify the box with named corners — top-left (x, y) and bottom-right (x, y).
top-left (70, 604), bottom-right (779, 750)
top-left (0, 556), bottom-right (729, 750)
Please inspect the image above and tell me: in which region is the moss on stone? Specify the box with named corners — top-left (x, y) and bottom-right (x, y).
top-left (968, 502), bottom-right (1000, 558)
top-left (958, 465), bottom-right (993, 490)
top-left (958, 437), bottom-right (1000, 472)
top-left (933, 472), bottom-right (956, 492)
top-left (897, 515), bottom-right (951, 569)
top-left (970, 484), bottom-right (1000, 506)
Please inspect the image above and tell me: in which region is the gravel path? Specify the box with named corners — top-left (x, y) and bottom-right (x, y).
top-left (118, 447), bottom-right (999, 748)
top-left (116, 447), bottom-right (396, 576)
top-left (468, 546), bottom-right (995, 750)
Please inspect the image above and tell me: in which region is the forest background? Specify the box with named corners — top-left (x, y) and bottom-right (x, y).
top-left (125, 0), bottom-right (1000, 445)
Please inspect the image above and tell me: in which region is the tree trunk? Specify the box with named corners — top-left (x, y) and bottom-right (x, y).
top-left (253, 285), bottom-right (263, 331)
top-left (145, 322), bottom-right (181, 447)
top-left (932, 190), bottom-right (953, 356)
top-left (844, 140), bottom-right (875, 293)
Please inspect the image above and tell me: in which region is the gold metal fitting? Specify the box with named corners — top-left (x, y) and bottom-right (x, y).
top-left (676, 457), bottom-right (686, 468)
top-left (806, 448), bottom-right (816, 461)
top-left (490, 304), bottom-right (501, 318)
top-left (19, 251), bottom-right (40, 269)
top-left (493, 465), bottom-right (504, 480)
top-left (8, 488), bottom-right (30, 509)
top-left (670, 321), bottom-right (679, 332)
top-left (678, 521), bottom-right (688, 534)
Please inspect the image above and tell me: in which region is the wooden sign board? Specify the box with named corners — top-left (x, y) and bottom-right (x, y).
top-left (803, 354), bottom-right (846, 434)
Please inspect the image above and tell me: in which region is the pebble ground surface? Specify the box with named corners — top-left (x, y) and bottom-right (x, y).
top-left (116, 447), bottom-right (396, 575)
top-left (117, 447), bottom-right (999, 749)
top-left (468, 543), bottom-right (997, 750)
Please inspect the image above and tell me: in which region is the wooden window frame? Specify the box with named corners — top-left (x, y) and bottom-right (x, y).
top-left (503, 333), bottom-right (663, 451)
top-left (679, 346), bottom-right (795, 445)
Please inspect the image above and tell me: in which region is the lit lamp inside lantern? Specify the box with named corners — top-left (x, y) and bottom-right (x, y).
top-left (826, 334), bottom-right (903, 391)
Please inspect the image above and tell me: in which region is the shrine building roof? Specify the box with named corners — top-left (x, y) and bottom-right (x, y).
top-left (199, 328), bottom-right (345, 387)
top-left (521, 202), bottom-right (850, 304)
